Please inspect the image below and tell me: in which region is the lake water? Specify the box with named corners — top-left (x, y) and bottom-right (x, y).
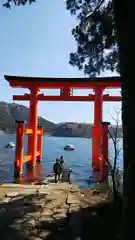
top-left (0, 133), bottom-right (123, 188)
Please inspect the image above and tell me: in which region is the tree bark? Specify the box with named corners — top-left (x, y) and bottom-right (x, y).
top-left (113, 1), bottom-right (135, 239)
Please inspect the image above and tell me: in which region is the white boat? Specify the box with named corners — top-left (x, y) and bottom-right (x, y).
top-left (64, 144), bottom-right (75, 151)
top-left (5, 142), bottom-right (15, 148)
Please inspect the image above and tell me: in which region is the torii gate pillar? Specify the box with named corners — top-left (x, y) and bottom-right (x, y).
top-left (28, 88), bottom-right (38, 167)
top-left (92, 88), bottom-right (103, 170)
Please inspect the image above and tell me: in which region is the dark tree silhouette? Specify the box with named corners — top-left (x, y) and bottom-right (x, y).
top-left (113, 1), bottom-right (135, 240)
top-left (3, 0), bottom-right (35, 8)
top-left (67, 1), bottom-right (135, 239)
top-left (66, 0), bottom-right (119, 76)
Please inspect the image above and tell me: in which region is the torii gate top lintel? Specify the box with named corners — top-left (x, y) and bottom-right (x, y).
top-left (4, 75), bottom-right (121, 89)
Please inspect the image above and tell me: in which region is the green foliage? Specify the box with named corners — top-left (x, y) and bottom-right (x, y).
top-left (3, 0), bottom-right (35, 8)
top-left (66, 0), bottom-right (120, 77)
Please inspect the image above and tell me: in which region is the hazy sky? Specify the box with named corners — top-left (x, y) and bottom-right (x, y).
top-left (0, 0), bottom-right (121, 124)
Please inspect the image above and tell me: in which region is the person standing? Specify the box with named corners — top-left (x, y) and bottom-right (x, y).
top-left (53, 158), bottom-right (62, 183)
top-left (60, 156), bottom-right (65, 168)
top-left (59, 156), bottom-right (71, 183)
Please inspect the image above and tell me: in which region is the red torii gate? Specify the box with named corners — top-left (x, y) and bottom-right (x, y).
top-left (4, 75), bottom-right (121, 177)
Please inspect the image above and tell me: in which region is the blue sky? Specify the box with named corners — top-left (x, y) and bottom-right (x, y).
top-left (0, 0), bottom-right (121, 124)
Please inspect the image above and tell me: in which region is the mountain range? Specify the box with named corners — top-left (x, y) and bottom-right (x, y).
top-left (0, 101), bottom-right (123, 138)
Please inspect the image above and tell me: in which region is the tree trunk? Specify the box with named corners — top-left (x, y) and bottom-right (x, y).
top-left (111, 170), bottom-right (117, 198)
top-left (113, 1), bottom-right (135, 239)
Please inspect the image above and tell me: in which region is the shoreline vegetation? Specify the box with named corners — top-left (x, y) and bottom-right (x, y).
top-left (0, 101), bottom-right (123, 138)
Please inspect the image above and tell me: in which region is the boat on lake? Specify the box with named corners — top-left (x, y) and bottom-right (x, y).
top-left (64, 144), bottom-right (75, 151)
top-left (5, 142), bottom-right (15, 148)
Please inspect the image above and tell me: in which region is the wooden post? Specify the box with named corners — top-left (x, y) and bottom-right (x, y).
top-left (92, 125), bottom-right (102, 170)
top-left (92, 88), bottom-right (103, 170)
top-left (37, 126), bottom-right (43, 162)
top-left (94, 88), bottom-right (103, 125)
top-left (28, 88), bottom-right (38, 167)
top-left (14, 120), bottom-right (25, 178)
top-left (101, 122), bottom-right (110, 168)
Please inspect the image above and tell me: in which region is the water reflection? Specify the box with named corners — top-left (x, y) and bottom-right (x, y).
top-left (16, 163), bottom-right (45, 184)
top-left (0, 134), bottom-right (123, 188)
top-left (92, 167), bottom-right (109, 183)
top-left (15, 162), bottom-right (109, 187)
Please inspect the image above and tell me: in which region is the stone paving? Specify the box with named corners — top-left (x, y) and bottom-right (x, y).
top-left (0, 177), bottom-right (110, 239)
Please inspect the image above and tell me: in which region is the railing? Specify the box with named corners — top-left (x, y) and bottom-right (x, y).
top-left (14, 120), bottom-right (43, 178)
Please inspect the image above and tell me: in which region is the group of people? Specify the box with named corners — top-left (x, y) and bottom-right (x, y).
top-left (53, 156), bottom-right (71, 183)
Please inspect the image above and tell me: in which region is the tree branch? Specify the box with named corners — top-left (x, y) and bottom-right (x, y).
top-left (85, 0), bottom-right (105, 20)
top-left (108, 108), bottom-right (122, 197)
top-left (82, 0), bottom-right (105, 31)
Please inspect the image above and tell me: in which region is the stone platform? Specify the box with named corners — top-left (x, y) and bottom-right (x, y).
top-left (0, 176), bottom-right (110, 239)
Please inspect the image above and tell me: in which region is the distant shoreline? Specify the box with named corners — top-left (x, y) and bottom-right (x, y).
top-left (0, 131), bottom-right (123, 139)
top-left (0, 102), bottom-right (123, 138)
top-left (48, 134), bottom-right (123, 139)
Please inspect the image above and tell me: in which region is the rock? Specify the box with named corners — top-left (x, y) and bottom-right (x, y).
top-left (14, 219), bottom-right (24, 224)
top-left (31, 228), bottom-right (39, 236)
top-left (27, 211), bottom-right (41, 218)
top-left (39, 216), bottom-right (53, 223)
top-left (43, 203), bottom-right (54, 209)
top-left (39, 230), bottom-right (51, 238)
top-left (41, 180), bottom-right (49, 185)
top-left (52, 198), bottom-right (67, 208)
top-left (90, 199), bottom-right (101, 205)
top-left (45, 193), bottom-right (57, 201)
top-left (80, 189), bottom-right (93, 198)
top-left (24, 199), bottom-right (34, 206)
top-left (10, 196), bottom-right (23, 202)
top-left (46, 182), bottom-right (70, 192)
top-left (23, 229), bottom-right (30, 238)
top-left (45, 192), bottom-right (67, 208)
top-left (21, 189), bottom-right (37, 195)
top-left (24, 196), bottom-right (44, 206)
top-left (26, 219), bottom-right (36, 228)
top-left (53, 205), bottom-right (68, 215)
top-left (45, 176), bottom-right (54, 182)
top-left (62, 203), bottom-right (69, 213)
top-left (5, 191), bottom-right (19, 198)
top-left (53, 212), bottom-right (67, 219)
top-left (70, 187), bottom-right (80, 193)
top-left (10, 223), bottom-right (22, 230)
top-left (91, 211), bottom-right (98, 216)
top-left (28, 237), bottom-right (42, 240)
top-left (79, 202), bottom-right (89, 209)
top-left (0, 207), bottom-right (6, 213)
top-left (2, 197), bottom-right (11, 203)
top-left (62, 203), bottom-right (69, 208)
top-left (90, 196), bottom-right (102, 203)
top-left (37, 189), bottom-right (49, 195)
top-left (0, 197), bottom-right (5, 203)
top-left (32, 200), bottom-right (46, 208)
top-left (69, 204), bottom-right (80, 213)
top-left (92, 189), bottom-right (100, 195)
top-left (67, 193), bottom-right (80, 204)
top-left (41, 208), bottom-right (53, 216)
